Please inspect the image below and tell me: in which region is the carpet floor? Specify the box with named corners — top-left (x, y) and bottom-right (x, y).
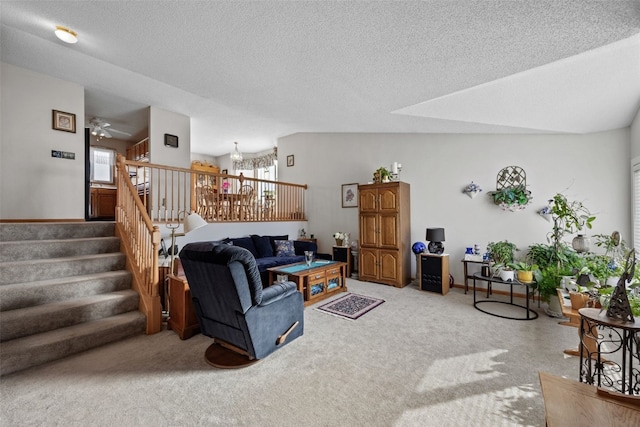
top-left (0, 279), bottom-right (580, 426)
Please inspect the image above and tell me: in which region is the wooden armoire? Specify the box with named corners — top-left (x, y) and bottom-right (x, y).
top-left (358, 181), bottom-right (411, 287)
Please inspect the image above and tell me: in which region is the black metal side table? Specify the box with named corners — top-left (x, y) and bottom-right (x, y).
top-left (472, 272), bottom-right (538, 320)
top-left (578, 308), bottom-right (640, 395)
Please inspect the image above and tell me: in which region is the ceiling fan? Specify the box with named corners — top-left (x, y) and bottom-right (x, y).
top-left (89, 117), bottom-right (132, 139)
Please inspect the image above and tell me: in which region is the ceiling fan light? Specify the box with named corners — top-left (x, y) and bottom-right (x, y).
top-left (54, 26), bottom-right (78, 44)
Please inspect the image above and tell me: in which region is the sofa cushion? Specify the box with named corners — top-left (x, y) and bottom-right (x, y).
top-left (251, 235), bottom-right (274, 258)
top-left (267, 235), bottom-right (288, 253)
top-left (274, 240), bottom-right (295, 257)
top-left (229, 237), bottom-right (259, 258)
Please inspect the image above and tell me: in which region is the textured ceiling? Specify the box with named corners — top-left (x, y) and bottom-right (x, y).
top-left (1, 1), bottom-right (639, 156)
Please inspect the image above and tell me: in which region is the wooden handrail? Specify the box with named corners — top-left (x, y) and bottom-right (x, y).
top-left (115, 154), bottom-right (162, 334)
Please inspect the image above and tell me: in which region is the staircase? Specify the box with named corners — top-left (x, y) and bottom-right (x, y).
top-left (0, 222), bottom-right (146, 376)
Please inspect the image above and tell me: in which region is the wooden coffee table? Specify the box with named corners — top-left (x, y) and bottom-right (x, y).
top-left (268, 260), bottom-right (348, 306)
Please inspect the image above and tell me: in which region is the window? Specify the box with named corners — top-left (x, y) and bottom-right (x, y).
top-left (90, 147), bottom-right (116, 184)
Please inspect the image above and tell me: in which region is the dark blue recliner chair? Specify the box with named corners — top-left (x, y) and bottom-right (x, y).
top-left (179, 242), bottom-right (304, 368)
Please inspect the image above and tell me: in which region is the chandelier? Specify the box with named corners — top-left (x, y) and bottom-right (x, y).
top-left (230, 141), bottom-right (243, 162)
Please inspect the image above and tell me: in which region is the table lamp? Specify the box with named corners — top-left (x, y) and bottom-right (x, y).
top-left (426, 227), bottom-right (445, 254)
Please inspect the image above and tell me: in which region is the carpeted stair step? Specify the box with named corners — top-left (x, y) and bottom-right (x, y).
top-left (0, 222), bottom-right (115, 242)
top-left (0, 271), bottom-right (132, 311)
top-left (0, 253), bottom-right (126, 286)
top-left (1, 290), bottom-right (140, 342)
top-left (0, 236), bottom-right (121, 262)
top-left (0, 311), bottom-right (146, 377)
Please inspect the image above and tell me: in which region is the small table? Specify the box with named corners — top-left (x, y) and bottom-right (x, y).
top-left (461, 259), bottom-right (488, 294)
top-left (268, 260), bottom-right (347, 306)
top-left (472, 272), bottom-right (538, 320)
top-left (578, 308), bottom-right (640, 395)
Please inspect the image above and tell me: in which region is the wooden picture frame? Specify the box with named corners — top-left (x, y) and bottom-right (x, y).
top-left (287, 155), bottom-right (294, 167)
top-left (222, 169), bottom-right (228, 175)
top-left (342, 183), bottom-right (358, 208)
top-left (52, 110), bottom-right (76, 133)
top-left (164, 134), bottom-right (179, 148)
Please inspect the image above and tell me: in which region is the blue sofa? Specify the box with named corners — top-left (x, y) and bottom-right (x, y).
top-left (223, 235), bottom-right (328, 286)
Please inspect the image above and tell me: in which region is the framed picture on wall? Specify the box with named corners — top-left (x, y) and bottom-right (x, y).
top-left (52, 110), bottom-right (76, 133)
top-left (342, 183), bottom-right (358, 208)
top-left (287, 155), bottom-right (294, 167)
top-left (222, 169), bottom-right (228, 175)
top-left (164, 134), bottom-right (179, 148)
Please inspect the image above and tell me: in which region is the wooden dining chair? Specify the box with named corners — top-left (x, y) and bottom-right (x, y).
top-left (236, 185), bottom-right (255, 220)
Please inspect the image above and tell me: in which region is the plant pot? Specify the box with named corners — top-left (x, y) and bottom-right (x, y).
top-left (546, 290), bottom-right (564, 317)
top-left (499, 270), bottom-right (515, 282)
top-left (517, 270), bottom-right (533, 283)
top-left (335, 239), bottom-right (343, 246)
top-left (569, 291), bottom-right (590, 310)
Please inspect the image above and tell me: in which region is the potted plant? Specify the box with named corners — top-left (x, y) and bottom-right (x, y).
top-left (487, 240), bottom-right (518, 281)
top-left (529, 242), bottom-right (582, 315)
top-left (373, 167), bottom-right (391, 183)
top-left (547, 193), bottom-right (595, 265)
top-left (508, 258), bottom-right (538, 283)
top-left (488, 185), bottom-right (532, 211)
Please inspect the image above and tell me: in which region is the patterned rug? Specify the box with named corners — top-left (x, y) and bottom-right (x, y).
top-left (316, 293), bottom-right (385, 320)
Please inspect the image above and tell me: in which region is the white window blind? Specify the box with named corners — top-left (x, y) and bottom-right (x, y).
top-left (90, 147), bottom-right (115, 184)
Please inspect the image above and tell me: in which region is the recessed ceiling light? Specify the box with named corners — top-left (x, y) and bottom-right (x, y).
top-left (54, 25), bottom-right (78, 44)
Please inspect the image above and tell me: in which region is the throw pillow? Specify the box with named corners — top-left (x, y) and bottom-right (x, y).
top-left (268, 235), bottom-right (288, 253)
top-left (229, 237), bottom-right (259, 258)
top-left (251, 235), bottom-right (274, 258)
top-left (274, 240), bottom-right (295, 257)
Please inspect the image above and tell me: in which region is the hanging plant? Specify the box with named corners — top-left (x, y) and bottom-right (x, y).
top-left (488, 166), bottom-right (532, 211)
top-left (488, 185), bottom-right (532, 211)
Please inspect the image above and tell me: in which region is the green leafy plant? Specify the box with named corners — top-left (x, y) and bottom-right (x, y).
top-left (508, 260), bottom-right (539, 272)
top-left (488, 185), bottom-right (531, 209)
top-left (487, 241), bottom-right (518, 268)
top-left (374, 167), bottom-right (391, 182)
top-left (533, 265), bottom-right (564, 301)
top-left (547, 193), bottom-right (595, 267)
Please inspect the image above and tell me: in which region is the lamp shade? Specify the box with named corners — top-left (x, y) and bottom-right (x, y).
top-left (184, 212), bottom-right (207, 234)
top-left (426, 228), bottom-right (445, 242)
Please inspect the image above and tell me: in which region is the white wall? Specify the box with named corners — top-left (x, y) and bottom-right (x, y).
top-left (149, 106), bottom-right (190, 168)
top-left (1, 62), bottom-right (85, 220)
top-left (278, 131), bottom-right (631, 284)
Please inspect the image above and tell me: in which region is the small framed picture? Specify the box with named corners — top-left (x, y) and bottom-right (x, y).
top-left (52, 110), bottom-right (76, 133)
top-left (222, 169), bottom-right (228, 175)
top-left (287, 155), bottom-right (294, 167)
top-left (342, 183), bottom-right (358, 208)
top-left (164, 134), bottom-right (179, 148)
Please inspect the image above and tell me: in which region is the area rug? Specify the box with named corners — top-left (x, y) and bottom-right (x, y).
top-left (315, 293), bottom-right (385, 320)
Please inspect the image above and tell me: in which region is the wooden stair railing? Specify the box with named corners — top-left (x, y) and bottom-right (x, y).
top-left (115, 154), bottom-right (162, 334)
top-left (114, 154), bottom-right (308, 333)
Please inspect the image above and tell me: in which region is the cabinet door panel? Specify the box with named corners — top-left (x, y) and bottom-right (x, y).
top-left (359, 213), bottom-right (378, 247)
top-left (359, 188), bottom-right (378, 212)
top-left (379, 214), bottom-right (399, 248)
top-left (379, 250), bottom-right (400, 283)
top-left (359, 248), bottom-right (378, 281)
top-left (378, 187), bottom-right (399, 213)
